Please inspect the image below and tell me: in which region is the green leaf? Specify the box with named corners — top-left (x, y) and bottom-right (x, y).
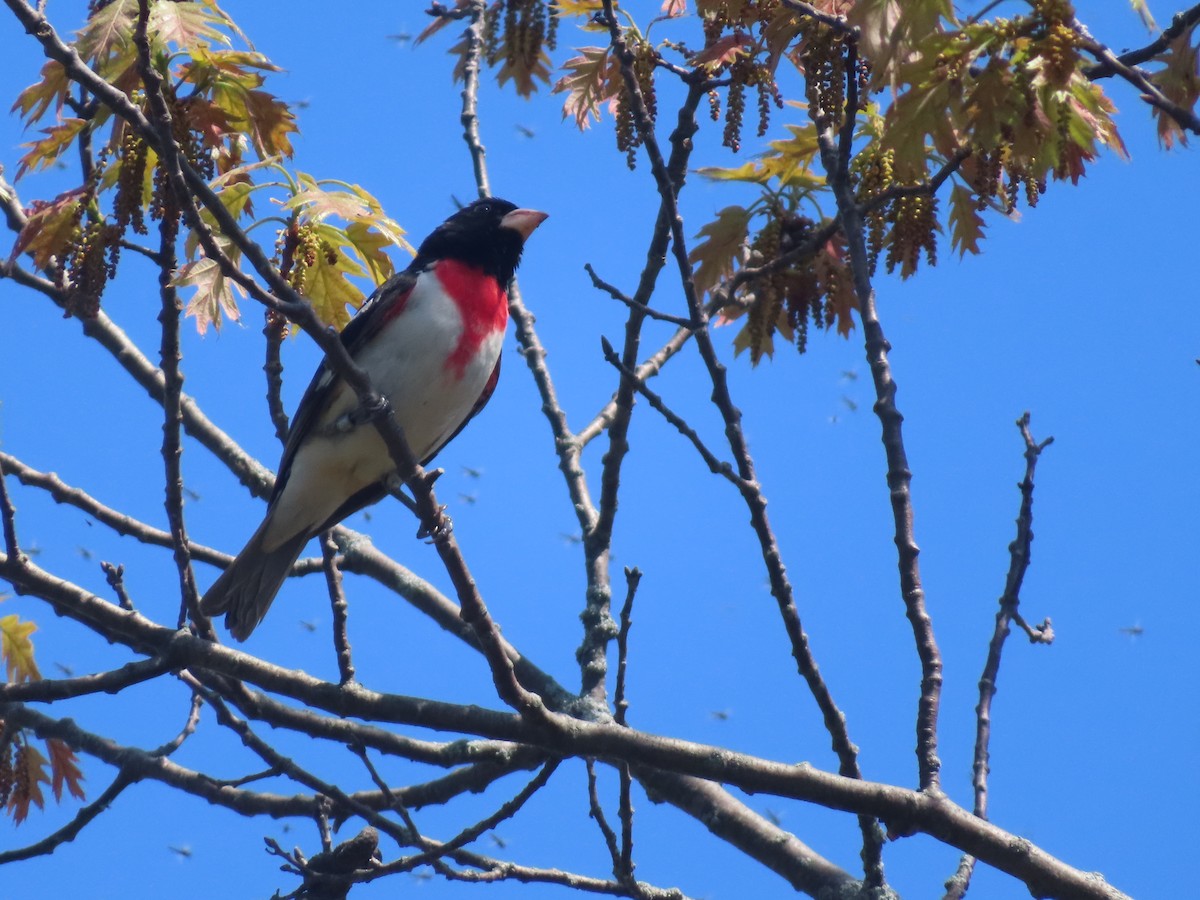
top-left (300, 244), bottom-right (366, 331)
top-left (698, 124), bottom-right (824, 189)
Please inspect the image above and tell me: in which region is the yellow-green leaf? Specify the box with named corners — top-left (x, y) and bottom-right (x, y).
top-left (10, 60), bottom-right (70, 125)
top-left (15, 118), bottom-right (88, 181)
top-left (1, 614), bottom-right (42, 684)
top-left (343, 220), bottom-right (398, 286)
top-left (300, 244), bottom-right (367, 331)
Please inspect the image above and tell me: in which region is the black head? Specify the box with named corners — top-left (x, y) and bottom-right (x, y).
top-left (412, 198), bottom-right (547, 285)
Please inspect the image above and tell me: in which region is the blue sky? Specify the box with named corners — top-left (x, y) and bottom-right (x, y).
top-left (1, 2), bottom-right (1197, 898)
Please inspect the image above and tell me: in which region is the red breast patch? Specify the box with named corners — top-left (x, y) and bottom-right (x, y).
top-left (437, 259), bottom-right (508, 378)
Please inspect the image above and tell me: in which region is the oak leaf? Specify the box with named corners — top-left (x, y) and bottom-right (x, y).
top-left (46, 739), bottom-right (86, 803)
top-left (949, 184), bottom-right (986, 257)
top-left (175, 245), bottom-right (245, 334)
top-left (688, 205), bottom-right (751, 301)
top-left (14, 118), bottom-right (88, 180)
top-left (1, 614), bottom-right (42, 684)
top-left (7, 743), bottom-right (50, 826)
top-left (9, 188), bottom-right (86, 271)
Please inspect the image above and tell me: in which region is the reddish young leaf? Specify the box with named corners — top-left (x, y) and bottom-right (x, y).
top-left (7, 743), bottom-right (49, 826)
top-left (554, 46), bottom-right (619, 129)
top-left (45, 739), bottom-right (86, 803)
top-left (9, 188), bottom-right (86, 271)
top-left (149, 0), bottom-right (232, 52)
top-left (242, 90), bottom-right (297, 158)
top-left (690, 34), bottom-right (751, 70)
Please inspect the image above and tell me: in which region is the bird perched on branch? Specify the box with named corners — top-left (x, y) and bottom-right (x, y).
top-left (202, 198), bottom-right (547, 640)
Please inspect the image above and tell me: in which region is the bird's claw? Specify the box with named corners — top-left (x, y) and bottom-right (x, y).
top-left (417, 510), bottom-right (453, 544)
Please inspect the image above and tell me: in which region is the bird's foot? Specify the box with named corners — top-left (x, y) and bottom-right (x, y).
top-left (417, 510), bottom-right (453, 544)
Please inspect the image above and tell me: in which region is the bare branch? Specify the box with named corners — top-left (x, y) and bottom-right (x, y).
top-left (945, 413), bottom-right (1056, 900)
top-left (586, 263), bottom-right (697, 328)
top-left (0, 656), bottom-right (174, 703)
top-left (598, 336), bottom-right (741, 487)
top-left (0, 454), bottom-right (21, 561)
top-left (809, 39), bottom-right (944, 798)
top-left (1074, 22), bottom-right (1200, 139)
top-left (1082, 5), bottom-right (1200, 78)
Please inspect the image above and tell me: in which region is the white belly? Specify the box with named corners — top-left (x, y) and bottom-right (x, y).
top-left (264, 277), bottom-right (503, 547)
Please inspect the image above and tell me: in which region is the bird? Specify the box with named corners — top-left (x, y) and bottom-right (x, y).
top-left (201, 198), bottom-right (547, 640)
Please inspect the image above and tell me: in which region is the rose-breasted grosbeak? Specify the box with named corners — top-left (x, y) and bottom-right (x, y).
top-left (201, 198), bottom-right (547, 640)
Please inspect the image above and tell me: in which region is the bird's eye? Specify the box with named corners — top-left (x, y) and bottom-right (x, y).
top-left (478, 203), bottom-right (492, 214)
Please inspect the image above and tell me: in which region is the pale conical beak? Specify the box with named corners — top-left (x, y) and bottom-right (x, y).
top-left (500, 208), bottom-right (549, 241)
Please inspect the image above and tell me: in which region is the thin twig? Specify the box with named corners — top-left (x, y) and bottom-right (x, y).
top-left (134, 0), bottom-right (205, 634)
top-left (1082, 4), bottom-right (1200, 78)
top-left (390, 760), bottom-right (561, 875)
top-left (101, 561), bottom-right (135, 611)
top-left (577, 322), bottom-right (698, 447)
top-left (598, 337), bottom-right (741, 487)
top-left (614, 567), bottom-right (640, 729)
top-left (459, 0), bottom-right (492, 198)
top-left (603, 5), bottom-right (884, 883)
top-left (264, 309), bottom-right (290, 443)
top-left (780, 0), bottom-right (857, 34)
top-left (586, 264), bottom-right (697, 329)
top-left (586, 759), bottom-right (624, 875)
top-left (1074, 22), bottom-right (1200, 139)
top-left (0, 454), bottom-right (22, 561)
top-left (615, 568), bottom-right (640, 882)
top-left (0, 452), bottom-right (324, 576)
top-left (321, 531), bottom-right (356, 685)
top-left (0, 770), bottom-right (136, 864)
top-left (0, 656), bottom-right (174, 702)
top-left (944, 413), bottom-right (1055, 900)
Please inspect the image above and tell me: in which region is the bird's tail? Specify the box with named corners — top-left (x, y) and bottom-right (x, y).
top-left (200, 518), bottom-right (310, 641)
